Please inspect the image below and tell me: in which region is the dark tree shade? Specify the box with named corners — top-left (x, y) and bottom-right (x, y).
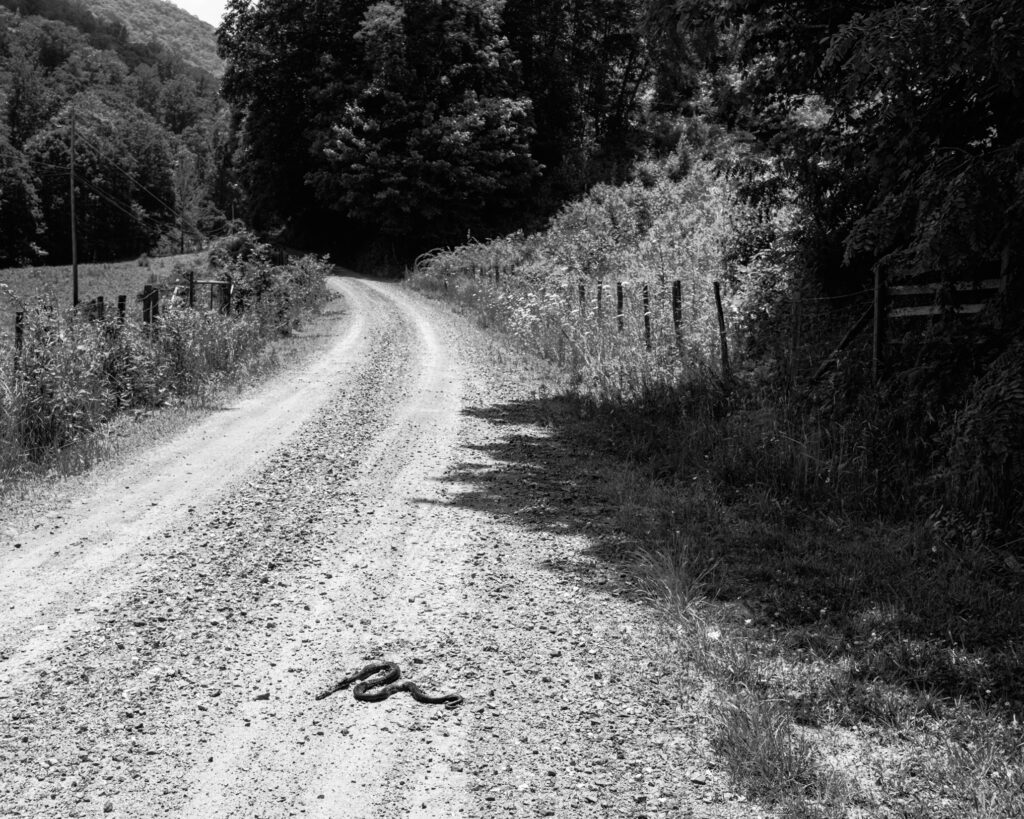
top-left (0, 136), bottom-right (44, 266)
top-left (314, 0), bottom-right (539, 248)
top-left (218, 0), bottom-right (371, 235)
top-left (644, 0), bottom-right (1024, 308)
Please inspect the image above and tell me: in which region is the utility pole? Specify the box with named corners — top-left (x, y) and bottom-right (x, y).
top-left (70, 107), bottom-right (79, 306)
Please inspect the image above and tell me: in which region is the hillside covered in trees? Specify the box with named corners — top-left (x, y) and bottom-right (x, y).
top-left (84, 0), bottom-right (223, 76)
top-left (1, 0), bottom-right (222, 75)
top-left (0, 0), bottom-right (230, 266)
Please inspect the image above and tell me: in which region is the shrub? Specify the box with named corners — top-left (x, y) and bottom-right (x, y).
top-left (6, 308), bottom-right (114, 453)
top-left (0, 247), bottom-right (329, 478)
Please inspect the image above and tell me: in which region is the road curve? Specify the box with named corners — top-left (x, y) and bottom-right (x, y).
top-left (0, 275), bottom-right (746, 819)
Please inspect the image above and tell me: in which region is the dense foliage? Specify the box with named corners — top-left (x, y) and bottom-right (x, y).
top-left (0, 0), bottom-right (229, 266)
top-left (85, 0), bottom-right (223, 76)
top-left (0, 0), bottom-right (221, 75)
top-left (644, 0), bottom-right (1024, 300)
top-left (218, 0), bottom-right (655, 256)
top-left (406, 1), bottom-right (1023, 543)
top-left (317, 0), bottom-right (538, 247)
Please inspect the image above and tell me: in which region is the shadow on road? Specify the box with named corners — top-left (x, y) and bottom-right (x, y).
top-left (434, 390), bottom-right (1024, 721)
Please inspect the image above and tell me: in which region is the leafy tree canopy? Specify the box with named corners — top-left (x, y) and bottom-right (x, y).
top-left (314, 0), bottom-right (539, 247)
top-left (218, 0), bottom-right (651, 256)
top-left (645, 0), bottom-right (1024, 306)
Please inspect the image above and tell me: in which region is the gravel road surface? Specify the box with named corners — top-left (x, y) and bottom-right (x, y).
top-left (0, 275), bottom-right (755, 818)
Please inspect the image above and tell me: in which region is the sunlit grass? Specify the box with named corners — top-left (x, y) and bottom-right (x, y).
top-left (0, 253), bottom-right (207, 342)
top-left (0, 246), bottom-right (330, 490)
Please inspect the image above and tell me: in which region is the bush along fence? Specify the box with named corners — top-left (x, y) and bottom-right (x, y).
top-left (411, 247), bottom-right (874, 401)
top-left (410, 239), bottom-right (1022, 536)
top-left (1, 239), bottom-right (330, 470)
top-left (413, 249), bottom-right (1009, 400)
top-left (13, 274), bottom-right (236, 353)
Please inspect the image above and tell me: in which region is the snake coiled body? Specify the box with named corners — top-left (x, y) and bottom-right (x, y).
top-left (315, 661), bottom-right (463, 709)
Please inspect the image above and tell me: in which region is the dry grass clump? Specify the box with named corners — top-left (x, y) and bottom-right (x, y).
top-left (712, 691), bottom-right (822, 800)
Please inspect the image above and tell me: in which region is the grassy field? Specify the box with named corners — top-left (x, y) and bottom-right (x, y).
top-left (0, 254), bottom-right (206, 340)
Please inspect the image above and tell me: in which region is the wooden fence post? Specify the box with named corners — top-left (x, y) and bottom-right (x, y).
top-left (713, 281), bottom-right (731, 379)
top-left (225, 274), bottom-right (233, 316)
top-left (14, 311), bottom-right (24, 368)
top-left (142, 285), bottom-right (158, 323)
top-left (596, 280), bottom-right (603, 316)
top-left (617, 282), bottom-right (624, 332)
top-left (188, 269), bottom-right (195, 308)
top-left (117, 295), bottom-right (126, 323)
top-left (578, 281), bottom-right (586, 314)
top-left (643, 284), bottom-right (652, 351)
top-left (672, 280), bottom-right (682, 335)
top-left (95, 295), bottom-right (105, 321)
top-left (872, 267), bottom-right (886, 382)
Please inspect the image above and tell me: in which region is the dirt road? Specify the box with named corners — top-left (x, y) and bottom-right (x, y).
top-left (0, 276), bottom-right (751, 818)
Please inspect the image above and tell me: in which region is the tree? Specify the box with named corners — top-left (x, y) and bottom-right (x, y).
top-left (5, 45), bottom-right (58, 147)
top-left (217, 0), bottom-right (371, 236)
top-left (825, 1), bottom-right (1024, 295)
top-left (315, 0), bottom-right (539, 248)
top-left (171, 145), bottom-right (204, 249)
top-left (0, 135), bottom-right (44, 266)
top-left (643, 0), bottom-right (1024, 308)
top-left (502, 0), bottom-right (651, 204)
top-left (26, 95), bottom-right (175, 261)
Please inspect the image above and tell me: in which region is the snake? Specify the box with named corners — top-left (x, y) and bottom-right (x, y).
top-left (315, 661), bottom-right (463, 709)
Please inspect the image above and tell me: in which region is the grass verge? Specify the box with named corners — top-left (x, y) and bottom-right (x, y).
top-left (0, 237), bottom-right (331, 492)
top-left (412, 295), bottom-right (1024, 816)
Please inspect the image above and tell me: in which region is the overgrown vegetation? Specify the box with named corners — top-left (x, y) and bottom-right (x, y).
top-left (409, 138), bottom-right (1023, 815)
top-left (83, 0), bottom-right (223, 76)
top-left (0, 234), bottom-right (329, 486)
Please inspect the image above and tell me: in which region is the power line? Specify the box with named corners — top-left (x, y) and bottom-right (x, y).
top-left (17, 125), bottom-right (213, 242)
top-left (36, 161), bottom-right (230, 246)
top-left (74, 173), bottom-right (171, 236)
top-left (72, 130), bottom-right (186, 227)
top-left (29, 155), bottom-right (183, 237)
top-left (70, 117), bottom-right (206, 236)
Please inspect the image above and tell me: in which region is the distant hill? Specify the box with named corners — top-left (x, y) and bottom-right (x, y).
top-left (0, 0), bottom-right (229, 266)
top-left (88, 0), bottom-right (223, 76)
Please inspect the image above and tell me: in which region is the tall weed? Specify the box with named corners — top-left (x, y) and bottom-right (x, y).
top-left (410, 160), bottom-right (749, 403)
